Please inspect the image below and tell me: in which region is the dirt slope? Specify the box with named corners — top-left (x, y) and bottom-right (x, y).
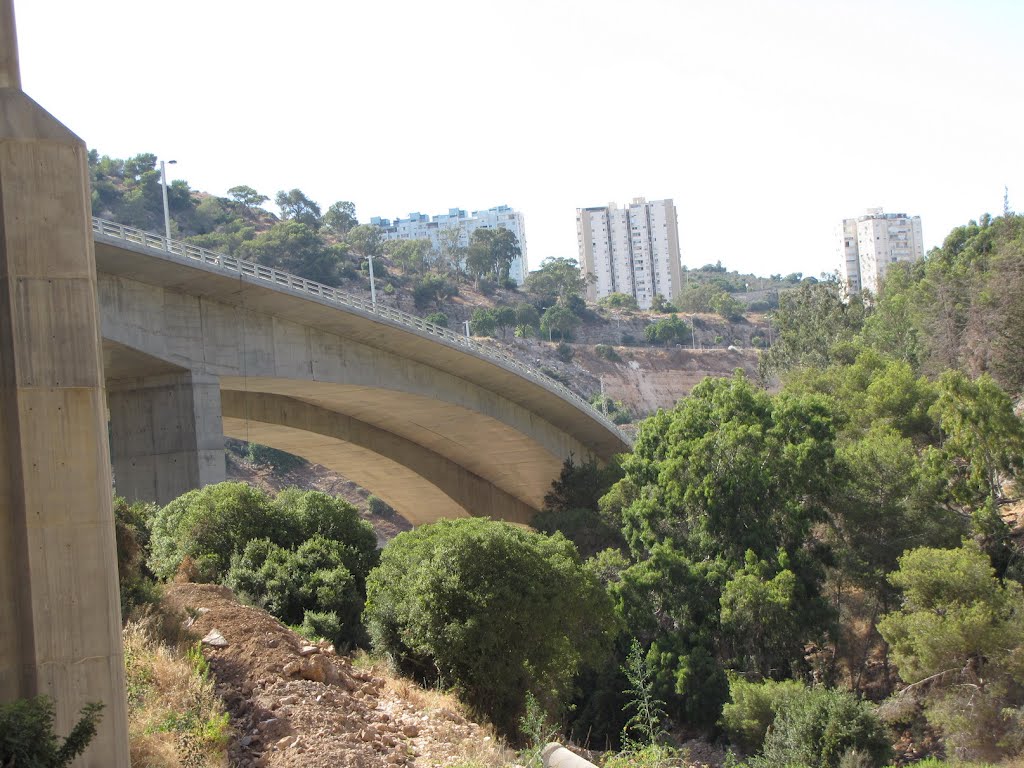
top-left (165, 583), bottom-right (511, 768)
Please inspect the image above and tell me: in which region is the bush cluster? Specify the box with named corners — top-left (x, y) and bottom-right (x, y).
top-left (364, 518), bottom-right (614, 736)
top-left (148, 483), bottom-right (377, 647)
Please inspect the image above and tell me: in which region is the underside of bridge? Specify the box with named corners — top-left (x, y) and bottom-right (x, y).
top-left (221, 390), bottom-right (537, 525)
top-left (99, 330), bottom-right (622, 527)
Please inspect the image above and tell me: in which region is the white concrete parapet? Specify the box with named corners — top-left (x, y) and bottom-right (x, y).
top-left (91, 217), bottom-right (630, 442)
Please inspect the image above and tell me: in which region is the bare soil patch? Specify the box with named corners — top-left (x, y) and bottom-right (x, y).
top-left (164, 583), bottom-right (511, 768)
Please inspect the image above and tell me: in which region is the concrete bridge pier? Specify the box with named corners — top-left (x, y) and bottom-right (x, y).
top-left (0, 2), bottom-right (130, 764)
top-left (108, 371), bottom-right (226, 506)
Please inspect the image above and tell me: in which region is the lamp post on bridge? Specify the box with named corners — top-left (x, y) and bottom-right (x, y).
top-left (160, 158), bottom-right (177, 246)
top-left (367, 250), bottom-right (377, 309)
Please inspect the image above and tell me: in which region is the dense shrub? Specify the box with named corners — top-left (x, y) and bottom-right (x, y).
top-left (878, 543), bottom-right (1024, 760)
top-left (246, 443), bottom-right (306, 473)
top-left (750, 687), bottom-right (891, 768)
top-left (720, 677), bottom-right (806, 753)
top-left (148, 483), bottom-right (287, 581)
top-left (599, 292), bottom-right (639, 310)
top-left (0, 696), bottom-right (103, 768)
top-left (555, 342), bottom-right (574, 362)
top-left (226, 535), bottom-right (366, 647)
top-left (150, 484), bottom-right (377, 645)
top-left (367, 494), bottom-right (397, 518)
top-left (274, 488), bottom-right (378, 579)
top-left (595, 344), bottom-right (622, 362)
top-left (364, 518), bottom-right (614, 735)
top-left (148, 483), bottom-right (376, 585)
top-left (114, 496), bottom-right (160, 617)
top-left (424, 311), bottom-right (448, 328)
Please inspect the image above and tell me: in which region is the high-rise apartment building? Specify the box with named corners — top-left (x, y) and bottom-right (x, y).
top-left (838, 208), bottom-right (924, 294)
top-left (576, 197), bottom-right (682, 310)
top-left (370, 205), bottom-right (528, 284)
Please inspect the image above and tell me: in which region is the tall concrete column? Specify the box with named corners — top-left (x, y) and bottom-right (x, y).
top-left (0, 2), bottom-right (130, 765)
top-left (108, 371), bottom-right (226, 505)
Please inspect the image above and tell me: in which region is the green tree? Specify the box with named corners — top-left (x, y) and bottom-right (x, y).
top-left (470, 307), bottom-right (497, 336)
top-left (364, 518), bottom-right (613, 735)
top-left (540, 303), bottom-right (580, 341)
top-left (424, 311), bottom-right (448, 328)
top-left (514, 302), bottom-right (540, 337)
top-left (878, 543), bottom-right (1024, 759)
top-left (434, 226), bottom-right (466, 277)
top-left (857, 260), bottom-right (924, 367)
top-left (0, 696), bottom-right (103, 768)
top-left (599, 293), bottom-right (639, 311)
top-left (719, 550), bottom-right (803, 679)
top-left (412, 274), bottom-right (458, 310)
top-left (929, 370), bottom-right (1024, 506)
top-left (323, 200), bottom-right (358, 236)
top-left (720, 677), bottom-right (805, 754)
top-left (491, 228), bottom-right (522, 283)
top-left (226, 185), bottom-right (268, 214)
top-left (386, 238), bottom-right (432, 274)
top-left (226, 535), bottom-right (367, 647)
top-left (650, 294), bottom-right (677, 313)
top-left (240, 220), bottom-right (345, 284)
top-left (611, 373), bottom-right (836, 725)
top-left (710, 291), bottom-right (745, 321)
top-left (274, 188), bottom-right (322, 228)
top-left (751, 686), bottom-right (891, 768)
top-left (493, 305), bottom-right (517, 339)
top-left (149, 482), bottom-right (284, 581)
top-left (532, 455), bottom-right (625, 559)
top-left (525, 257), bottom-right (589, 308)
top-left (676, 283), bottom-right (719, 313)
top-left (643, 315), bottom-right (690, 346)
top-left (758, 278), bottom-right (866, 381)
top-left (345, 224), bottom-right (383, 261)
top-left (466, 229), bottom-right (499, 287)
top-left (148, 483), bottom-right (376, 585)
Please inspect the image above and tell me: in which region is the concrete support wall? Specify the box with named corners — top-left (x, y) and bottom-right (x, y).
top-left (108, 371), bottom-right (225, 506)
top-left (0, 84), bottom-right (130, 766)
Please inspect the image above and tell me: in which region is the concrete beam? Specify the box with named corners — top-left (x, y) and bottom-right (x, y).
top-left (221, 390), bottom-right (538, 525)
top-left (108, 371), bottom-right (225, 505)
top-left (0, 61), bottom-right (129, 768)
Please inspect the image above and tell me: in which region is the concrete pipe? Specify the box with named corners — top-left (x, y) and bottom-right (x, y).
top-left (542, 742), bottom-right (598, 768)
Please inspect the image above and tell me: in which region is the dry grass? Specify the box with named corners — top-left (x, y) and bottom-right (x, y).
top-left (350, 650), bottom-right (521, 767)
top-left (123, 610), bottom-right (231, 768)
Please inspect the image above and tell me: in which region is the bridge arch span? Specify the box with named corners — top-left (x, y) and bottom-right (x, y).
top-left (94, 224), bottom-right (630, 524)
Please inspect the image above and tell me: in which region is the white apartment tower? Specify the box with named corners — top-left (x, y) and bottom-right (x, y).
top-left (576, 197), bottom-right (682, 309)
top-left (370, 205), bottom-right (528, 284)
top-left (838, 208), bottom-right (924, 294)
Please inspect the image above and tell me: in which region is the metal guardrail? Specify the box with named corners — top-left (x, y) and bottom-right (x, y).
top-left (91, 217), bottom-right (628, 440)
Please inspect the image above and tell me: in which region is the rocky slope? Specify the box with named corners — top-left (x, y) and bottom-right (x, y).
top-left (166, 583), bottom-right (513, 768)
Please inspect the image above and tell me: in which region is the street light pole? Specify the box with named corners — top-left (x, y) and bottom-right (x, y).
top-left (367, 251), bottom-right (377, 308)
top-left (160, 159), bottom-right (177, 246)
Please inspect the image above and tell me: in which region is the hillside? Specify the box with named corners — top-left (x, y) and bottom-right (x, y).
top-left (162, 582), bottom-right (513, 768)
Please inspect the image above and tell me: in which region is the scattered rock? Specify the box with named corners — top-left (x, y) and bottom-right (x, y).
top-left (163, 582), bottom-right (508, 768)
top-left (201, 629), bottom-right (228, 648)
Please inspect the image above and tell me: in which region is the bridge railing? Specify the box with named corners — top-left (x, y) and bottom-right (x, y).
top-left (91, 218), bottom-right (626, 437)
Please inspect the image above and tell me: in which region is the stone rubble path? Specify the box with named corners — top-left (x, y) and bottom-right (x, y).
top-left (165, 583), bottom-right (510, 768)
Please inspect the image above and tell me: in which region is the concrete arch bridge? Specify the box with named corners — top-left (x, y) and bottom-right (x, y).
top-left (94, 219), bottom-right (631, 526)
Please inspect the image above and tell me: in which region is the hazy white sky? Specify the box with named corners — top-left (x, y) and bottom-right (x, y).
top-left (15, 0), bottom-right (1024, 278)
